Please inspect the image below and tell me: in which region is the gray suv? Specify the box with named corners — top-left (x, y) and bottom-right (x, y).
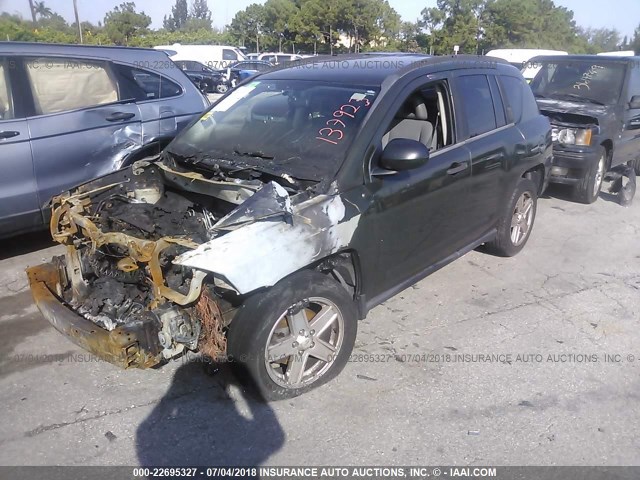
top-left (0, 42), bottom-right (208, 238)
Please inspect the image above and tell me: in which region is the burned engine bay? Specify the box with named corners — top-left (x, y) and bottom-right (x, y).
top-left (30, 151), bottom-right (363, 369)
top-left (46, 157), bottom-right (300, 365)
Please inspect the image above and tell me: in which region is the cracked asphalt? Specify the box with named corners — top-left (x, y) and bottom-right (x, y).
top-left (0, 185), bottom-right (639, 467)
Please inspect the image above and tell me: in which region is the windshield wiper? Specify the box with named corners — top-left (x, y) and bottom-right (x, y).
top-left (233, 148), bottom-right (275, 160)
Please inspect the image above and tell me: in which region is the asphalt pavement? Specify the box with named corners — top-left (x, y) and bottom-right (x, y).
top-left (0, 184), bottom-right (639, 466)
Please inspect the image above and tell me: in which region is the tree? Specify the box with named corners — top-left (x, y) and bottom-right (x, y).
top-left (482, 0), bottom-right (584, 52)
top-left (421, 0), bottom-right (485, 55)
top-left (577, 27), bottom-right (621, 53)
top-left (33, 1), bottom-right (53, 19)
top-left (190, 0), bottom-right (212, 23)
top-left (229, 3), bottom-right (266, 52)
top-left (631, 25), bottom-right (640, 54)
top-left (163, 0), bottom-right (189, 32)
top-left (263, 0), bottom-right (299, 52)
top-left (104, 2), bottom-right (151, 45)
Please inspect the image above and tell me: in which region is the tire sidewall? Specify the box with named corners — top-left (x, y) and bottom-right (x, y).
top-left (491, 177), bottom-right (538, 257)
top-left (575, 147), bottom-right (606, 204)
top-left (227, 270), bottom-right (358, 401)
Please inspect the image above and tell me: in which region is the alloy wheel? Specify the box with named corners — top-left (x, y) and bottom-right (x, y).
top-left (593, 155), bottom-right (605, 198)
top-left (510, 192), bottom-right (534, 246)
top-left (264, 297), bottom-right (344, 389)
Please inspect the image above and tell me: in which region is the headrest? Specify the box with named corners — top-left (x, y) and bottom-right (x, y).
top-left (396, 94), bottom-right (428, 121)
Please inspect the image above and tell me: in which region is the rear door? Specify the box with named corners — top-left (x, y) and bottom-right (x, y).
top-left (452, 72), bottom-right (517, 238)
top-left (0, 57), bottom-right (40, 236)
top-left (111, 63), bottom-right (197, 146)
top-left (23, 56), bottom-right (142, 207)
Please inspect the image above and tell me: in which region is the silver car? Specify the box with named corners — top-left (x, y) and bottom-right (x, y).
top-left (0, 42), bottom-right (208, 238)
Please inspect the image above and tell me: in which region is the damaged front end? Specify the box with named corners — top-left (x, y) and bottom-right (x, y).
top-left (27, 160), bottom-right (269, 368)
top-left (28, 157), bottom-right (360, 369)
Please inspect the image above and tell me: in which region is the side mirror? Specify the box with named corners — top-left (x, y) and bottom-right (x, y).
top-left (629, 95), bottom-right (640, 109)
top-left (379, 138), bottom-right (430, 172)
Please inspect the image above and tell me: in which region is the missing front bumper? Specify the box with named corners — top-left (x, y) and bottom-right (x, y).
top-left (27, 261), bottom-right (163, 369)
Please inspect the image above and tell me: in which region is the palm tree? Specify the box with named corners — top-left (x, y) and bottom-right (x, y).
top-left (33, 1), bottom-right (53, 20)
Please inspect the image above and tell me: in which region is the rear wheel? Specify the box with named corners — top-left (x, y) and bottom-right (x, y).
top-left (227, 270), bottom-right (357, 401)
top-left (573, 147), bottom-right (606, 204)
top-left (485, 177), bottom-right (538, 257)
top-left (215, 83), bottom-right (229, 94)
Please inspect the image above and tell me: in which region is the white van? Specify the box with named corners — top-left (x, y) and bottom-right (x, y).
top-left (257, 52), bottom-right (304, 64)
top-left (154, 44), bottom-right (246, 70)
top-left (597, 50), bottom-right (636, 57)
top-left (486, 48), bottom-right (568, 82)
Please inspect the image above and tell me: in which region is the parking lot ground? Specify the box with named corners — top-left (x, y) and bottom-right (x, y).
top-left (0, 186), bottom-right (639, 466)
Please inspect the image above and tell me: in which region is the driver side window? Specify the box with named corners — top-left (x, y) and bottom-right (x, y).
top-left (382, 81), bottom-right (454, 153)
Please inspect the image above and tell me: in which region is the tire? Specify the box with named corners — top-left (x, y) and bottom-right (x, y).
top-left (573, 147), bottom-right (606, 204)
top-left (227, 270), bottom-right (358, 401)
top-left (630, 158), bottom-right (640, 177)
top-left (485, 177), bottom-right (538, 257)
top-left (215, 83), bottom-right (229, 94)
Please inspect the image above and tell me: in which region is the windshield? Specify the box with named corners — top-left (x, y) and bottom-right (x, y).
top-left (530, 60), bottom-right (626, 105)
top-left (165, 79), bottom-right (379, 181)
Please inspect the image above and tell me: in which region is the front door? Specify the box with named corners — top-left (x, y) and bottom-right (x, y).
top-left (21, 56), bottom-right (142, 207)
top-left (364, 77), bottom-right (476, 300)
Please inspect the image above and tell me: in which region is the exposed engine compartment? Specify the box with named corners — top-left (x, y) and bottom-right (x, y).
top-left (30, 155), bottom-right (360, 369)
top-left (47, 159), bottom-right (271, 362)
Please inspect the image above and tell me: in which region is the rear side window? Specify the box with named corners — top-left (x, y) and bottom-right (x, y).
top-left (114, 64), bottom-right (182, 101)
top-left (499, 76), bottom-right (523, 123)
top-left (25, 58), bottom-right (118, 115)
top-left (455, 75), bottom-right (497, 138)
top-left (499, 75), bottom-right (539, 123)
top-left (0, 61), bottom-right (14, 120)
top-left (223, 49), bottom-right (238, 61)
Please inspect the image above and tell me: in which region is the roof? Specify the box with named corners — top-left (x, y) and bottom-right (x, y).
top-left (260, 53), bottom-right (513, 85)
top-left (0, 41), bottom-right (167, 60)
top-left (531, 54), bottom-right (640, 63)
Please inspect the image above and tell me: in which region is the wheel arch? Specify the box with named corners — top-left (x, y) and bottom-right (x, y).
top-left (601, 139), bottom-right (614, 168)
top-left (121, 137), bottom-right (174, 168)
top-left (523, 164), bottom-right (546, 196)
top-left (310, 250), bottom-right (365, 318)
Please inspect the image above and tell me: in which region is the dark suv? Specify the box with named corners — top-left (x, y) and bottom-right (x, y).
top-left (28, 55), bottom-right (551, 400)
top-left (530, 55), bottom-right (640, 203)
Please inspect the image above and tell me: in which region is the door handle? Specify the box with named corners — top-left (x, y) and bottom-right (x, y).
top-left (106, 111), bottom-right (136, 122)
top-left (0, 130), bottom-right (20, 139)
top-left (447, 161), bottom-right (469, 175)
top-left (484, 152), bottom-right (504, 162)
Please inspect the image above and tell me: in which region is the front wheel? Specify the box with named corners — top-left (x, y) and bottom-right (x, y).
top-left (573, 148), bottom-right (606, 204)
top-left (630, 157), bottom-right (640, 176)
top-left (227, 270), bottom-right (358, 401)
top-left (484, 177), bottom-right (538, 257)
top-left (216, 83), bottom-right (229, 94)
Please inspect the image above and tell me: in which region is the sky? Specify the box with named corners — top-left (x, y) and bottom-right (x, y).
top-left (1, 0), bottom-right (638, 39)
